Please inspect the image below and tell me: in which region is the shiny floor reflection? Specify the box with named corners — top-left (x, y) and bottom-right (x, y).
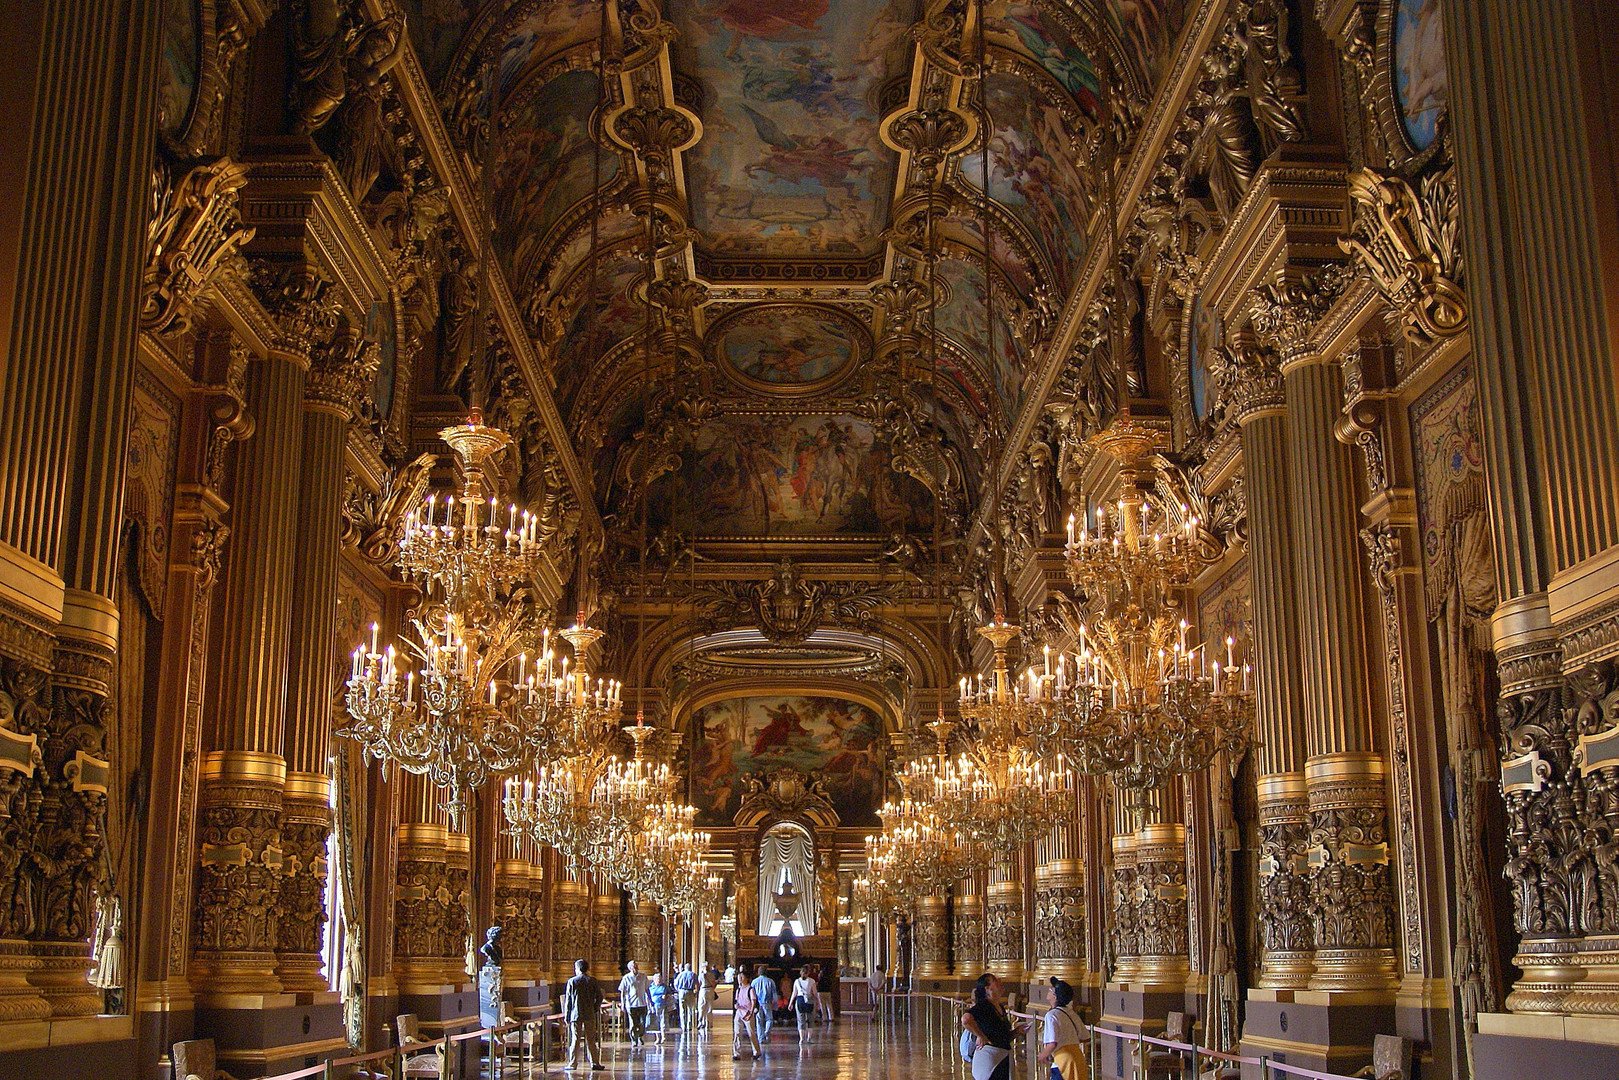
top-left (557, 1007), bottom-right (971, 1079)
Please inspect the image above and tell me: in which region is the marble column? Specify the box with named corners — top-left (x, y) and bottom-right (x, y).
top-left (1230, 338), bottom-right (1314, 988)
top-left (1284, 359), bottom-right (1397, 992)
top-left (1033, 805), bottom-right (1086, 985)
top-left (912, 895), bottom-right (951, 979)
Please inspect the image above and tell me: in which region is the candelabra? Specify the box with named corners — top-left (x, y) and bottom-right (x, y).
top-left (342, 413), bottom-right (552, 828)
top-left (856, 793), bottom-right (979, 915)
top-left (1052, 419), bottom-right (1255, 797)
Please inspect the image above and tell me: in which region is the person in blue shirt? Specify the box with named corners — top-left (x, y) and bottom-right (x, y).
top-left (648, 971), bottom-right (670, 1043)
top-left (672, 962), bottom-right (700, 1035)
top-left (748, 966), bottom-right (778, 1045)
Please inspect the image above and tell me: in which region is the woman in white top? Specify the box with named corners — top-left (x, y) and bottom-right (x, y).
top-left (789, 969), bottom-right (819, 1042)
top-left (1037, 977), bottom-right (1087, 1080)
top-left (731, 962), bottom-right (763, 1060)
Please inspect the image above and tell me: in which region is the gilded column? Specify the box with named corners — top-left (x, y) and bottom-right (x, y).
top-left (1282, 355), bottom-right (1397, 992)
top-left (985, 853), bottom-right (1024, 984)
top-left (277, 319), bottom-right (376, 992)
top-left (494, 832), bottom-right (538, 985)
top-left (551, 865), bottom-right (589, 984)
top-left (1033, 805), bottom-right (1086, 985)
top-left (953, 876), bottom-right (984, 977)
top-left (590, 875), bottom-right (621, 981)
top-left (1224, 336), bottom-right (1314, 988)
top-left (912, 895), bottom-right (951, 979)
top-left (392, 775), bottom-right (451, 996)
top-left (629, 899), bottom-right (659, 975)
top-left (1131, 786), bottom-right (1189, 992)
top-left (444, 832), bottom-right (472, 989)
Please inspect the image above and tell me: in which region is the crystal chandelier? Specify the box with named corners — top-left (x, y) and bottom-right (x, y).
top-left (1048, 419), bottom-right (1255, 797)
top-left (342, 412), bottom-right (549, 827)
top-left (855, 793), bottom-right (979, 915)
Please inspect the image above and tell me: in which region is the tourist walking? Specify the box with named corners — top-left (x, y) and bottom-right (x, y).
top-left (868, 965), bottom-right (886, 1018)
top-left (699, 963), bottom-right (718, 1032)
top-left (810, 963), bottom-right (833, 1022)
top-left (749, 965), bottom-right (778, 1045)
top-left (617, 960), bottom-right (650, 1047)
top-left (790, 968), bottom-right (819, 1043)
top-left (673, 962), bottom-right (699, 1034)
top-left (731, 962), bottom-right (764, 1060)
top-left (562, 959), bottom-right (605, 1071)
top-left (648, 971), bottom-right (670, 1043)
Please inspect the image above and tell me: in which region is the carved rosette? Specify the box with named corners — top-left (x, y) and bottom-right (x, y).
top-left (275, 773), bottom-right (332, 992)
top-left (953, 891), bottom-right (984, 972)
top-left (912, 895), bottom-right (950, 978)
top-left (985, 875), bottom-right (1024, 983)
top-left (1133, 825), bottom-right (1190, 986)
top-left (192, 752), bottom-right (286, 994)
top-left (1304, 753), bottom-right (1398, 990)
top-left (1108, 835), bottom-right (1140, 981)
top-left (1255, 774), bottom-right (1314, 988)
top-left (551, 876), bottom-right (590, 985)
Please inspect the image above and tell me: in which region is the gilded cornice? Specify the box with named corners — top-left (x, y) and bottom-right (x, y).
top-left (238, 158), bottom-right (391, 314)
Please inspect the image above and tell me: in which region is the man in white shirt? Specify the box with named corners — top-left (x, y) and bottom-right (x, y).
top-left (868, 965), bottom-right (886, 1018)
top-left (617, 960), bottom-right (650, 1047)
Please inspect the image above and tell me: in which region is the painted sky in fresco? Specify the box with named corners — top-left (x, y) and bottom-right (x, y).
top-left (689, 695), bottom-right (883, 826)
top-left (646, 414), bottom-right (934, 536)
top-left (672, 0), bottom-right (916, 256)
top-left (713, 305), bottom-right (862, 387)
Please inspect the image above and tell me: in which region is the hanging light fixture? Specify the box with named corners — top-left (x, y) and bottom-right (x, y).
top-left (342, 412), bottom-right (549, 828)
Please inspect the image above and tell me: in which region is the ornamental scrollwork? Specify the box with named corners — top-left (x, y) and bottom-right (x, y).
top-left (1340, 163), bottom-right (1467, 343)
top-left (687, 558), bottom-right (900, 646)
top-left (143, 157), bottom-right (256, 338)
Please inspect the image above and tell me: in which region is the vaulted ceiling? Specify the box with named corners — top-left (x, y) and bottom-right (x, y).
top-left (405, 0), bottom-right (1193, 545)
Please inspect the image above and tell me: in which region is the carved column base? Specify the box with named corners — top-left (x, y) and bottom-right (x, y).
top-left (551, 878), bottom-right (588, 985)
top-left (1033, 860), bottom-right (1087, 984)
top-left (1306, 754), bottom-right (1398, 993)
top-left (1132, 825), bottom-right (1189, 991)
top-left (1256, 774), bottom-right (1314, 989)
top-left (629, 899), bottom-right (659, 974)
top-left (30, 941), bottom-right (100, 1017)
top-left (192, 751), bottom-right (286, 997)
top-left (276, 774), bottom-right (332, 993)
top-left (443, 835), bottom-right (471, 989)
top-left (1110, 834), bottom-right (1140, 983)
top-left (913, 895), bottom-right (950, 978)
top-left (953, 893), bottom-right (984, 973)
top-left (1505, 937), bottom-right (1596, 1015)
top-left (590, 886), bottom-right (619, 982)
top-left (394, 823), bottom-right (454, 996)
top-left (0, 939), bottom-right (50, 1021)
top-left (985, 879), bottom-right (1025, 984)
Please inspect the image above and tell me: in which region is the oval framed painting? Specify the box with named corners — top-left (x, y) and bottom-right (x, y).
top-left (1391, 0), bottom-right (1447, 153)
top-left (709, 303), bottom-right (869, 397)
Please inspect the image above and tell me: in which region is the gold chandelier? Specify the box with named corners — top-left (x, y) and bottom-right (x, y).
top-left (342, 412), bottom-right (548, 827)
top-left (1049, 419), bottom-right (1255, 797)
top-left (855, 793), bottom-right (978, 914)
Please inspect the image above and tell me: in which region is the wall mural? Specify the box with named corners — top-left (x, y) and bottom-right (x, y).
top-left (1196, 554), bottom-right (1251, 657)
top-left (934, 257), bottom-right (1025, 420)
top-left (711, 304), bottom-right (866, 390)
top-left (672, 0), bottom-right (916, 257)
top-left (491, 1), bottom-right (601, 96)
top-left (647, 414), bottom-right (935, 536)
top-left (157, 0), bottom-right (199, 139)
top-left (402, 0), bottom-right (476, 86)
top-left (960, 71), bottom-right (1092, 293)
top-left (492, 69), bottom-right (620, 285)
top-left (1411, 362), bottom-right (1486, 604)
top-left (1104, 0), bottom-right (1192, 89)
top-left (986, 1), bottom-right (1101, 114)
top-left (1394, 0), bottom-right (1447, 151)
top-left (688, 695), bottom-right (883, 826)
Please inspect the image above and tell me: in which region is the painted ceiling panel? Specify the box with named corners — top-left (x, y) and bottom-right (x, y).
top-left (670, 0), bottom-right (917, 259)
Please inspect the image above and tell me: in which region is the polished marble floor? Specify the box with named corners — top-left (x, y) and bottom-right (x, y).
top-left (549, 1004), bottom-right (972, 1080)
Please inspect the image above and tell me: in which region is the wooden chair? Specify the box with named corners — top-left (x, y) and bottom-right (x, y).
top-left (1353, 1034), bottom-right (1414, 1080)
top-left (396, 1013), bottom-right (447, 1078)
top-left (171, 1039), bottom-right (238, 1080)
top-left (1138, 1012), bottom-right (1190, 1080)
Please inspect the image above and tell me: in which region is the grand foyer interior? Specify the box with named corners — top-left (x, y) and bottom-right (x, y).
top-left (1, 0), bottom-right (1618, 1077)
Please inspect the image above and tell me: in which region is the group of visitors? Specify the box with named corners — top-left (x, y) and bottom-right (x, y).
top-left (732, 961), bottom-right (834, 1058)
top-left (559, 959), bottom-right (724, 1070)
top-left (961, 974), bottom-right (1087, 1080)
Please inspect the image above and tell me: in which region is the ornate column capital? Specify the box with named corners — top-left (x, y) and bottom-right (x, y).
top-left (1210, 340), bottom-right (1286, 425)
top-left (305, 317), bottom-right (380, 417)
top-left (248, 260), bottom-right (342, 361)
top-left (1249, 265), bottom-right (1351, 372)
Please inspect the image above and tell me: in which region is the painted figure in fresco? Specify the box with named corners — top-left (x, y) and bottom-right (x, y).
top-left (742, 45), bottom-right (863, 119)
top-left (708, 0), bottom-right (830, 58)
top-left (741, 106), bottom-right (874, 200)
top-left (692, 715), bottom-right (736, 815)
top-left (752, 701), bottom-right (811, 756)
top-left (997, 3), bottom-right (1101, 115)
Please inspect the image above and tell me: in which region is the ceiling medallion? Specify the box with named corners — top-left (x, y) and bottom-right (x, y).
top-left (707, 302), bottom-right (870, 398)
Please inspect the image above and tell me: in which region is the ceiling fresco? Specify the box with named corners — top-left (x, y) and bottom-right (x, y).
top-left (670, 0), bottom-right (917, 260)
top-left (709, 303), bottom-right (869, 392)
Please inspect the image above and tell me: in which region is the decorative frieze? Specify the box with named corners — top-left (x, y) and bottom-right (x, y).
top-left (1255, 773), bottom-right (1313, 988)
top-left (1304, 753), bottom-right (1397, 991)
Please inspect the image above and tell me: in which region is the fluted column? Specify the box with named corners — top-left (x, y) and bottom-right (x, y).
top-left (192, 344), bottom-right (309, 996)
top-left (1283, 358), bottom-right (1397, 992)
top-left (276, 321), bottom-right (373, 991)
top-left (985, 853), bottom-right (1024, 984)
top-left (954, 876), bottom-right (984, 976)
top-left (1033, 805), bottom-right (1086, 985)
top-left (913, 895), bottom-right (951, 979)
top-left (1228, 340), bottom-right (1315, 988)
